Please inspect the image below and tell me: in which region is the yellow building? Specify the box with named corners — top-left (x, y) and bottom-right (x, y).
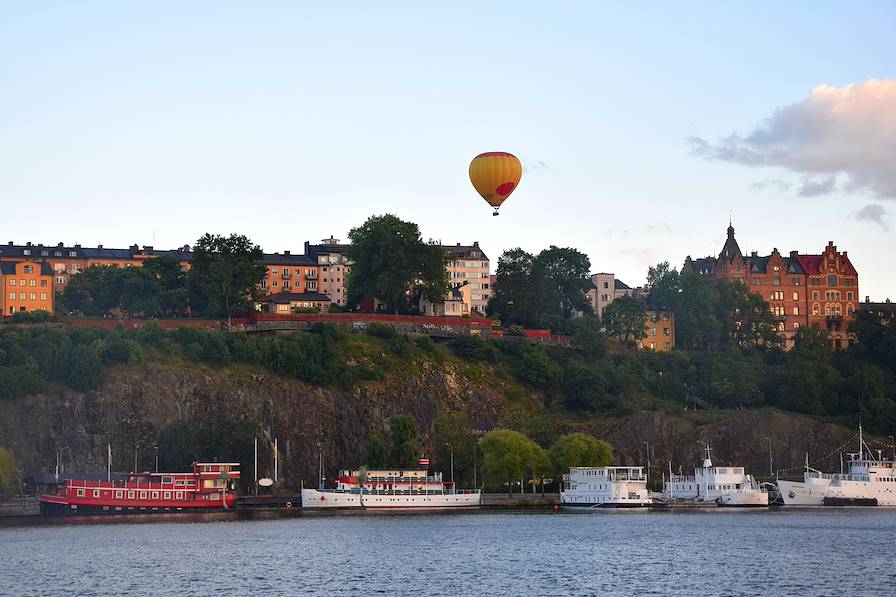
top-left (443, 242), bottom-right (490, 315)
top-left (1, 261), bottom-right (54, 316)
top-left (638, 307), bottom-right (675, 352)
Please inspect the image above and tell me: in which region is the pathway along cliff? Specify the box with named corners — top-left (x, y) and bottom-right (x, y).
top-left (0, 359), bottom-right (863, 488)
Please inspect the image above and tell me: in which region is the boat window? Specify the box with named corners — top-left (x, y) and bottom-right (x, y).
top-left (93, 490), bottom-right (100, 498)
top-left (140, 491), bottom-right (148, 499)
top-left (115, 491), bottom-right (123, 499)
top-left (128, 491), bottom-right (135, 499)
top-left (152, 491), bottom-right (159, 499)
top-left (162, 476), bottom-right (172, 484)
top-left (77, 489), bottom-right (85, 497)
top-left (176, 492), bottom-right (183, 500)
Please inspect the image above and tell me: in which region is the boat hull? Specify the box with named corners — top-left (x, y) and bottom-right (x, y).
top-left (40, 495), bottom-right (236, 516)
top-left (301, 488), bottom-right (481, 510)
top-left (560, 502), bottom-right (649, 509)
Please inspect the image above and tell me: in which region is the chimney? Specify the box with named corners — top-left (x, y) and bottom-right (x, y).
top-left (865, 296), bottom-right (870, 303)
top-left (129, 244), bottom-right (139, 252)
top-left (143, 245), bottom-right (153, 252)
top-left (7, 242), bottom-right (12, 246)
top-left (57, 242), bottom-right (63, 247)
top-left (74, 244), bottom-right (81, 248)
top-left (284, 250), bottom-right (291, 256)
top-left (750, 251), bottom-right (758, 258)
top-left (26, 242), bottom-right (32, 246)
top-left (790, 250), bottom-right (798, 258)
top-left (473, 241), bottom-right (479, 247)
top-left (97, 244), bottom-right (103, 249)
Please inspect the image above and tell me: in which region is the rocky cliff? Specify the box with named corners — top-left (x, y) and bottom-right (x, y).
top-left (0, 360), bottom-right (868, 486)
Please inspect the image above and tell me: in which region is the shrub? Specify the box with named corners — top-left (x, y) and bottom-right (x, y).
top-left (366, 322), bottom-right (396, 339)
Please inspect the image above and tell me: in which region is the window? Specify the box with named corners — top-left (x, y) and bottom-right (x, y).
top-left (663, 328), bottom-right (670, 336)
top-left (40, 280), bottom-right (47, 287)
top-left (272, 280), bottom-right (278, 287)
top-left (93, 489), bottom-right (100, 498)
top-left (140, 491), bottom-right (148, 499)
top-left (19, 293), bottom-right (25, 300)
top-left (19, 280), bottom-right (24, 286)
top-left (664, 342), bottom-right (671, 349)
top-left (271, 269), bottom-right (278, 274)
top-left (115, 491), bottom-right (123, 499)
top-left (23, 249), bottom-right (31, 256)
top-left (164, 492), bottom-right (171, 499)
top-left (69, 251), bottom-right (77, 257)
top-left (792, 306), bottom-right (799, 316)
top-left (128, 491), bottom-right (135, 499)
top-left (792, 278), bottom-right (801, 286)
top-left (8, 293), bottom-right (14, 300)
top-left (773, 276), bottom-right (781, 286)
top-left (792, 292), bottom-right (799, 301)
top-left (56, 277), bottom-right (65, 285)
top-left (793, 322), bottom-right (800, 330)
top-left (24, 265), bottom-right (33, 273)
top-left (812, 291), bottom-right (819, 300)
top-left (152, 492), bottom-right (159, 499)
top-left (827, 275), bottom-right (837, 286)
top-left (7, 279), bottom-right (14, 286)
top-left (812, 304), bottom-right (819, 316)
top-left (847, 291), bottom-right (853, 301)
top-left (29, 293), bottom-right (35, 300)
top-left (770, 291), bottom-right (784, 300)
top-left (29, 279), bottom-right (36, 287)
top-left (40, 293), bottom-right (47, 300)
top-left (77, 489), bottom-right (85, 497)
top-left (175, 492), bottom-right (183, 500)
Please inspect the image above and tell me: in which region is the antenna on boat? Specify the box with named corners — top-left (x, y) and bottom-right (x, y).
top-left (107, 443), bottom-right (112, 483)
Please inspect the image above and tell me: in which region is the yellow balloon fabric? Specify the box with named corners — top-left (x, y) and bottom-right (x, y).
top-left (468, 152), bottom-right (522, 215)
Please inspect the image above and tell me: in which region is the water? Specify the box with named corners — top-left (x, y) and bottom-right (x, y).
top-left (0, 509), bottom-right (893, 596)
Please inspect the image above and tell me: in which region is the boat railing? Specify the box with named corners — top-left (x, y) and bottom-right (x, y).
top-left (806, 471), bottom-right (859, 482)
top-left (321, 488), bottom-right (481, 495)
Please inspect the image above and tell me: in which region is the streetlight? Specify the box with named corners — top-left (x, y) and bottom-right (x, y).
top-left (765, 437), bottom-right (773, 477)
top-left (643, 441), bottom-right (650, 486)
top-left (444, 443), bottom-right (454, 493)
top-left (317, 442), bottom-right (323, 491)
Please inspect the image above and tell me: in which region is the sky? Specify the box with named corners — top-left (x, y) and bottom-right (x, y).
top-left (1, 2), bottom-right (894, 298)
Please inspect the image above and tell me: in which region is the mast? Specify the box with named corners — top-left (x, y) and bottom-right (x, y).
top-left (107, 443), bottom-right (112, 483)
top-left (858, 422), bottom-right (863, 461)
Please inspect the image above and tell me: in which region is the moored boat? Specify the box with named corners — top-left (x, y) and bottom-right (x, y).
top-left (664, 445), bottom-right (768, 507)
top-left (301, 467), bottom-right (481, 510)
top-left (39, 462), bottom-right (240, 515)
top-left (777, 425), bottom-right (896, 506)
top-left (560, 466), bottom-right (652, 508)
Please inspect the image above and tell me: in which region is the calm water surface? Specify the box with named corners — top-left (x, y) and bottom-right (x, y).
top-left (0, 509), bottom-right (893, 596)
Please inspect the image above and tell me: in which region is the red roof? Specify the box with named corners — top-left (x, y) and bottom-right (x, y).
top-left (795, 254), bottom-right (858, 276)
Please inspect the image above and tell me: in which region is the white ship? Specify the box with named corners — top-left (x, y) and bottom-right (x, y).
top-left (301, 468), bottom-right (481, 510)
top-left (777, 425), bottom-right (896, 506)
top-left (664, 445), bottom-right (768, 507)
top-left (560, 466), bottom-right (651, 508)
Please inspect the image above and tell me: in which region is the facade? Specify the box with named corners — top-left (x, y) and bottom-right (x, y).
top-left (419, 282), bottom-right (473, 317)
top-left (305, 237), bottom-right (351, 307)
top-left (259, 252), bottom-right (319, 296)
top-left (1, 261), bottom-right (54, 315)
top-left (638, 305), bottom-right (675, 352)
top-left (683, 224), bottom-right (859, 349)
top-left (256, 292), bottom-right (332, 314)
top-left (443, 242), bottom-right (490, 315)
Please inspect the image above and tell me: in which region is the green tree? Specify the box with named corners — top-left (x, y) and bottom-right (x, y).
top-left (432, 413), bottom-right (475, 486)
top-left (646, 262), bottom-right (681, 311)
top-left (480, 429), bottom-right (547, 497)
top-left (676, 271), bottom-right (722, 351)
top-left (143, 256), bottom-right (190, 316)
top-left (602, 295), bottom-right (647, 345)
top-left (0, 447), bottom-right (19, 497)
top-left (346, 214), bottom-right (449, 313)
top-left (365, 431), bottom-right (387, 468)
top-left (548, 434), bottom-right (613, 476)
top-left (849, 307), bottom-right (896, 374)
top-left (717, 280), bottom-right (780, 348)
top-left (388, 414), bottom-right (418, 468)
top-left (188, 233), bottom-right (267, 323)
top-left (535, 246), bottom-right (593, 317)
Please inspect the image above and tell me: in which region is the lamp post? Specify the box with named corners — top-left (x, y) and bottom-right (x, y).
top-left (643, 441), bottom-right (650, 486)
top-left (766, 437), bottom-right (773, 477)
top-left (444, 443), bottom-right (454, 493)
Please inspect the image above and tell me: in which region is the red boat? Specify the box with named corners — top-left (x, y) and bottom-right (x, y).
top-left (39, 462), bottom-right (240, 515)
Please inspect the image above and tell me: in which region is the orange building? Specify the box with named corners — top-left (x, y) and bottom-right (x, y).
top-left (638, 306), bottom-right (675, 352)
top-left (1, 261), bottom-right (54, 316)
top-left (259, 252), bottom-right (319, 296)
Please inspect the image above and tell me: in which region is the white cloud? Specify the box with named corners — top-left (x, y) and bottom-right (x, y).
top-left (855, 203), bottom-right (889, 230)
top-left (688, 79), bottom-right (896, 199)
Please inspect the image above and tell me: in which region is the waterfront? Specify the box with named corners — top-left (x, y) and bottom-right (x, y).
top-left (0, 509), bottom-right (893, 596)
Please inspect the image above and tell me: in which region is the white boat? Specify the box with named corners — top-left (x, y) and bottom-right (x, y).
top-left (301, 468), bottom-right (481, 510)
top-left (777, 425), bottom-right (896, 506)
top-left (664, 445), bottom-right (768, 507)
top-left (560, 466), bottom-right (651, 508)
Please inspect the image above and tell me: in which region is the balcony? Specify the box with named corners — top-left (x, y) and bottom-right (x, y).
top-left (282, 272), bottom-right (292, 279)
top-left (306, 271), bottom-right (318, 279)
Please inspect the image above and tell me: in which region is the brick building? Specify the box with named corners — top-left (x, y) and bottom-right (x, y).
top-left (683, 224), bottom-right (858, 349)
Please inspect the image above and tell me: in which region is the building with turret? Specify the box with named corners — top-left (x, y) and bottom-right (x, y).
top-left (683, 223), bottom-right (858, 349)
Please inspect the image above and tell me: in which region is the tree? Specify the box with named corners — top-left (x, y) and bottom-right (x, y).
top-left (188, 234), bottom-right (267, 324)
top-left (480, 429), bottom-right (548, 497)
top-left (647, 262), bottom-right (680, 311)
top-left (548, 434), bottom-right (613, 476)
top-left (0, 447), bottom-right (20, 497)
top-left (488, 246), bottom-right (592, 327)
top-left (346, 214), bottom-right (449, 313)
top-left (365, 431), bottom-right (387, 468)
top-left (717, 280), bottom-right (780, 348)
top-left (849, 308), bottom-right (896, 374)
top-left (675, 271), bottom-right (722, 351)
top-left (388, 414), bottom-right (418, 468)
top-left (535, 246), bottom-right (592, 317)
top-left (432, 413), bottom-right (475, 486)
top-left (602, 295), bottom-right (647, 345)
top-left (143, 256), bottom-right (190, 316)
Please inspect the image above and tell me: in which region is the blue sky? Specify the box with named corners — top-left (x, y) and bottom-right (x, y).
top-left (2, 2), bottom-right (894, 298)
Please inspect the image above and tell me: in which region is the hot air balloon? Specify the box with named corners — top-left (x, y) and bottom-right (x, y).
top-left (469, 152), bottom-right (522, 216)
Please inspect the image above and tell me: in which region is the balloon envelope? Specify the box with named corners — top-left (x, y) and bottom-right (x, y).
top-left (469, 152), bottom-right (522, 215)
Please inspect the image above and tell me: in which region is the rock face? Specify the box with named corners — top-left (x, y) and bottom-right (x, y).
top-left (0, 361), bottom-right (866, 486)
